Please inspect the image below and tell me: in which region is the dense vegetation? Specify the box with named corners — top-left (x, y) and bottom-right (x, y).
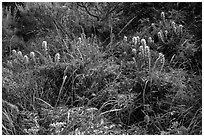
top-left (2, 2), bottom-right (202, 135)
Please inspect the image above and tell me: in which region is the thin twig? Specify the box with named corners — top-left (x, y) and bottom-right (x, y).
top-left (117, 16), bottom-right (137, 36)
top-left (100, 108), bottom-right (123, 116)
top-left (35, 97), bottom-right (53, 109)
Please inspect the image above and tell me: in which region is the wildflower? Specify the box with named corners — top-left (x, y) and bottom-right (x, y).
top-left (161, 12), bottom-right (165, 21)
top-left (13, 58), bottom-right (19, 64)
top-left (141, 38), bottom-right (149, 56)
top-left (132, 48), bottom-right (137, 55)
top-left (7, 60), bottom-right (13, 68)
top-left (132, 36), bottom-right (137, 45)
top-left (178, 24), bottom-right (183, 36)
top-left (17, 51), bottom-right (23, 57)
top-left (170, 110), bottom-right (176, 115)
top-left (159, 52), bottom-right (165, 59)
top-left (23, 55), bottom-right (29, 64)
top-left (158, 30), bottom-right (165, 43)
top-left (171, 21), bottom-right (177, 33)
top-left (139, 45), bottom-right (144, 55)
top-left (12, 49), bottom-right (17, 55)
top-left (17, 51), bottom-right (24, 61)
top-left (144, 45), bottom-right (150, 57)
top-left (148, 37), bottom-right (154, 44)
top-left (12, 49), bottom-right (17, 57)
top-left (123, 51), bottom-right (127, 56)
top-left (158, 53), bottom-right (165, 64)
top-left (151, 23), bottom-right (155, 27)
top-left (159, 53), bottom-right (165, 71)
top-left (151, 23), bottom-right (156, 30)
top-left (144, 45), bottom-right (151, 70)
top-left (136, 36), bottom-right (140, 45)
top-left (153, 52), bottom-right (165, 72)
top-left (78, 37), bottom-right (82, 43)
top-left (132, 56), bottom-right (136, 61)
top-left (42, 41), bottom-right (48, 51)
top-left (30, 51), bottom-right (35, 59)
top-left (164, 30), bottom-right (168, 40)
top-left (141, 39), bottom-right (147, 48)
top-left (123, 36), bottom-right (128, 42)
top-left (30, 52), bottom-right (36, 63)
top-left (132, 36), bottom-right (140, 48)
top-left (54, 53), bottom-right (60, 63)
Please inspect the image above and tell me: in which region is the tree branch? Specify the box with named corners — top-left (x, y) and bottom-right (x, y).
top-left (76, 2), bottom-right (100, 21)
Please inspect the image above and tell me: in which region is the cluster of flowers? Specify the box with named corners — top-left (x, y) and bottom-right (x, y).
top-left (121, 11), bottom-right (186, 71)
top-left (130, 36), bottom-right (151, 59)
top-left (155, 12), bottom-right (184, 44)
top-left (7, 41), bottom-right (62, 69)
top-left (42, 41), bottom-right (61, 63)
top-left (123, 35), bottom-right (165, 72)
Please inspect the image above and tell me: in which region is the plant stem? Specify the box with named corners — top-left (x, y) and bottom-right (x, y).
top-left (55, 75), bottom-right (67, 107)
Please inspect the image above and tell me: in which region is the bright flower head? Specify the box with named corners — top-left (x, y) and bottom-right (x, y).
top-left (132, 36), bottom-right (137, 45)
top-left (158, 53), bottom-right (165, 63)
top-left (178, 25), bottom-right (183, 36)
top-left (124, 36), bottom-right (128, 42)
top-left (139, 45), bottom-right (144, 55)
top-left (78, 37), bottom-right (82, 43)
top-left (136, 36), bottom-right (140, 44)
top-left (141, 39), bottom-right (147, 46)
top-left (12, 49), bottom-right (17, 57)
top-left (161, 12), bottom-right (165, 21)
top-left (7, 60), bottom-right (13, 68)
top-left (171, 21), bottom-right (177, 33)
top-left (30, 52), bottom-right (36, 63)
top-left (151, 23), bottom-right (156, 30)
top-left (17, 51), bottom-right (23, 60)
top-left (158, 30), bottom-right (165, 43)
top-left (164, 30), bottom-right (168, 39)
top-left (42, 41), bottom-right (48, 51)
top-left (23, 55), bottom-right (29, 64)
top-left (148, 37), bottom-right (153, 44)
top-left (159, 52), bottom-right (165, 59)
top-left (54, 53), bottom-right (60, 63)
top-left (144, 45), bottom-right (150, 57)
top-left (132, 48), bottom-right (137, 55)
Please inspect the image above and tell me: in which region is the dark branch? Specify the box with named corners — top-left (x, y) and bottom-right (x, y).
top-left (76, 2), bottom-right (100, 21)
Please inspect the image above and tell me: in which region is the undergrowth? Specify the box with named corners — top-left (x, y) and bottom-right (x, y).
top-left (2, 2), bottom-right (202, 135)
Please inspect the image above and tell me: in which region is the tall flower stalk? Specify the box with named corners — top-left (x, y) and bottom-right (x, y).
top-left (141, 39), bottom-right (151, 72)
top-left (153, 53), bottom-right (165, 72)
top-left (23, 55), bottom-right (29, 68)
top-left (17, 51), bottom-right (24, 62)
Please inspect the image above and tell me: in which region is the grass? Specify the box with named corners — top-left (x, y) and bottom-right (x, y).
top-left (2, 4), bottom-right (202, 135)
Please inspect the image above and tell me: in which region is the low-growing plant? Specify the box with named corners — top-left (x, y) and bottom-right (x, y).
top-left (2, 3), bottom-right (201, 135)
top-left (134, 11), bottom-right (198, 72)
